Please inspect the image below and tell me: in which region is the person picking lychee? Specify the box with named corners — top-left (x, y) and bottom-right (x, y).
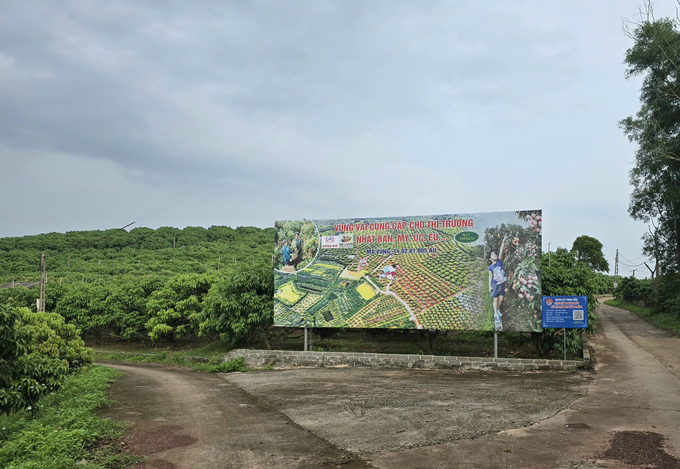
top-left (488, 235), bottom-right (508, 331)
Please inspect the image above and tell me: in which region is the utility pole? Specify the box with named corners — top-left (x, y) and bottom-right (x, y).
top-left (39, 252), bottom-right (46, 312)
top-left (632, 269), bottom-right (636, 278)
top-left (548, 242), bottom-right (551, 267)
top-left (613, 249), bottom-right (619, 288)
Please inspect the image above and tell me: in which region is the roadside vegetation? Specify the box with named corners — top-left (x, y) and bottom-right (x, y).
top-left (1, 303), bottom-right (92, 416)
top-left (0, 365), bottom-right (143, 469)
top-left (605, 277), bottom-right (680, 334)
top-left (96, 351), bottom-right (247, 373)
top-left (0, 299), bottom-right (247, 469)
top-left (616, 8), bottom-right (680, 328)
top-left (604, 298), bottom-right (680, 334)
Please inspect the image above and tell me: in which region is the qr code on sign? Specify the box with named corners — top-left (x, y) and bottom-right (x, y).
top-left (573, 310), bottom-right (584, 321)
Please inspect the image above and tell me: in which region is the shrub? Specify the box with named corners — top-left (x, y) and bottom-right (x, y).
top-left (614, 276), bottom-right (653, 304)
top-left (200, 265), bottom-right (274, 347)
top-left (0, 304), bottom-right (92, 415)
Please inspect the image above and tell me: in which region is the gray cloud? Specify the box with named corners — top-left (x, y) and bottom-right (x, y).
top-left (0, 0), bottom-right (666, 268)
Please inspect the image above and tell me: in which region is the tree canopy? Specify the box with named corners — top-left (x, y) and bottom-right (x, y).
top-left (0, 225), bottom-right (276, 345)
top-left (0, 304), bottom-right (92, 415)
top-left (621, 13), bottom-right (680, 273)
top-left (571, 235), bottom-right (609, 272)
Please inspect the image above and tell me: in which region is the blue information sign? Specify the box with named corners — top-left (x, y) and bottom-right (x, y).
top-left (541, 296), bottom-right (588, 329)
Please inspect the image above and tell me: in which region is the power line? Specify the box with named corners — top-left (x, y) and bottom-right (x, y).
top-left (623, 255), bottom-right (646, 262)
top-left (619, 253), bottom-right (647, 267)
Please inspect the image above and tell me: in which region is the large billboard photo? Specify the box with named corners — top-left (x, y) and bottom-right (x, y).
top-left (274, 210), bottom-right (542, 332)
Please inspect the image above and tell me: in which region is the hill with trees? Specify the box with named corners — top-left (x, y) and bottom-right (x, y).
top-left (0, 225), bottom-right (275, 344)
top-left (0, 225), bottom-right (274, 285)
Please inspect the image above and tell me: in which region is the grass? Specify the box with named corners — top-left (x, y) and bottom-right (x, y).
top-left (95, 350), bottom-right (247, 373)
top-left (604, 298), bottom-right (680, 334)
top-left (0, 366), bottom-right (143, 469)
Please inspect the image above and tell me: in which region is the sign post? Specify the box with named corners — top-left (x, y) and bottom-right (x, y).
top-left (541, 296), bottom-right (588, 360)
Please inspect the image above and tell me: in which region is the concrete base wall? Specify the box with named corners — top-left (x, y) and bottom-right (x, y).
top-left (223, 343), bottom-right (591, 372)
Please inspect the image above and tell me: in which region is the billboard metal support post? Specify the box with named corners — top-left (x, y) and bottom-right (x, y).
top-left (493, 332), bottom-right (498, 358)
top-left (564, 329), bottom-right (566, 361)
top-left (304, 327), bottom-right (308, 351)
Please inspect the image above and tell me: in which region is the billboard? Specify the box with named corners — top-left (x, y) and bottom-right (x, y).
top-left (274, 210), bottom-right (542, 331)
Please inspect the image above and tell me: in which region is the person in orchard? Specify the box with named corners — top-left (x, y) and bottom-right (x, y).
top-left (282, 240), bottom-right (292, 266)
top-left (488, 235), bottom-right (508, 331)
top-left (294, 232), bottom-right (303, 260)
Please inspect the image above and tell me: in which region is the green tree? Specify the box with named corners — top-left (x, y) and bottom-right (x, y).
top-left (200, 265), bottom-right (274, 347)
top-left (621, 13), bottom-right (680, 273)
top-left (145, 273), bottom-right (216, 341)
top-left (537, 247), bottom-right (600, 357)
top-left (0, 304), bottom-right (92, 415)
top-left (103, 282), bottom-right (152, 340)
top-left (54, 283), bottom-right (109, 342)
top-left (571, 235), bottom-right (609, 272)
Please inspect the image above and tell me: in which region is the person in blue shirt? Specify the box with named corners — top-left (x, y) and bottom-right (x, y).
top-left (282, 241), bottom-right (292, 266)
top-left (488, 235), bottom-right (508, 331)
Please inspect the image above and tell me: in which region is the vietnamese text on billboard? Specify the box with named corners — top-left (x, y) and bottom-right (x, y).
top-left (273, 210), bottom-right (542, 332)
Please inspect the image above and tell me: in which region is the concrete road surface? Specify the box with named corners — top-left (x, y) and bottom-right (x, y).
top-left (99, 301), bottom-right (680, 468)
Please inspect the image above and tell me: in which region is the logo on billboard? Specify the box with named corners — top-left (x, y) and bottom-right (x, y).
top-left (454, 231), bottom-right (480, 243)
top-left (546, 298), bottom-right (553, 306)
top-left (339, 234), bottom-right (353, 248)
top-left (321, 235), bottom-right (339, 249)
top-left (321, 234), bottom-right (353, 249)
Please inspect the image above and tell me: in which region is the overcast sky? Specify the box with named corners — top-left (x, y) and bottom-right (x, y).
top-left (0, 0), bottom-right (672, 275)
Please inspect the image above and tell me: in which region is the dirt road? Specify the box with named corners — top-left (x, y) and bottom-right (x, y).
top-left (99, 363), bottom-right (368, 469)
top-left (100, 301), bottom-right (680, 468)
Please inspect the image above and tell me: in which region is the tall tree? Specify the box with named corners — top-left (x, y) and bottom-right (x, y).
top-left (621, 10), bottom-right (680, 272)
top-left (571, 235), bottom-right (609, 272)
